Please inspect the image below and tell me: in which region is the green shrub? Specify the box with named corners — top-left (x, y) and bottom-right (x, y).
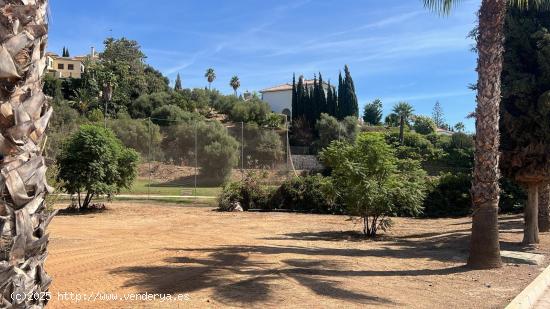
top-left (107, 118), bottom-right (162, 157)
top-left (315, 113), bottom-right (358, 152)
top-left (320, 133), bottom-right (427, 237)
top-left (56, 125), bottom-right (140, 209)
top-left (413, 115), bottom-right (436, 135)
top-left (385, 131), bottom-right (441, 162)
top-left (151, 105), bottom-right (199, 126)
top-left (422, 173), bottom-right (527, 218)
top-left (422, 173), bottom-right (472, 218)
top-left (218, 171), bottom-right (272, 211)
top-left (228, 98), bottom-right (271, 124)
top-left (500, 177), bottom-right (526, 213)
top-left (269, 175), bottom-right (338, 214)
top-left (162, 120), bottom-right (239, 184)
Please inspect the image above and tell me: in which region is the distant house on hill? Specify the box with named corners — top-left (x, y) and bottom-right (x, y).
top-left (46, 47), bottom-right (98, 79)
top-left (260, 80), bottom-right (329, 118)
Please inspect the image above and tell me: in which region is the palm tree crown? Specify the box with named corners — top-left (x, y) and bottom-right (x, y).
top-left (392, 102), bottom-right (414, 118)
top-left (230, 76), bottom-right (241, 96)
top-left (205, 68), bottom-right (216, 89)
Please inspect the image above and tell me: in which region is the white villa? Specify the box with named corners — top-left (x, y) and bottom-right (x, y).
top-left (260, 80), bottom-right (329, 118)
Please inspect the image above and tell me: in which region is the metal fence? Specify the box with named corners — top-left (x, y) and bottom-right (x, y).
top-left (45, 115), bottom-right (297, 199)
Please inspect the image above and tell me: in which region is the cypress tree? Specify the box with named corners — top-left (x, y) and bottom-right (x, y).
top-left (62, 46), bottom-right (66, 57)
top-left (337, 71), bottom-right (344, 119)
top-left (296, 75), bottom-right (305, 121)
top-left (318, 73), bottom-right (327, 116)
top-left (343, 65), bottom-right (359, 117)
top-left (291, 73), bottom-right (297, 120)
top-left (174, 73), bottom-right (182, 91)
top-left (312, 74), bottom-right (319, 122)
top-left (65, 48), bottom-right (70, 57)
top-left (326, 81), bottom-right (336, 117)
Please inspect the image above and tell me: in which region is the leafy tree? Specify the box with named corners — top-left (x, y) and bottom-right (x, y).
top-left (413, 115), bottom-right (436, 135)
top-left (432, 101), bottom-right (445, 128)
top-left (162, 120), bottom-right (239, 183)
top-left (315, 113), bottom-right (358, 152)
top-left (392, 102), bottom-right (414, 144)
top-left (230, 75), bottom-right (241, 96)
top-left (57, 125), bottom-right (140, 209)
top-left (151, 105), bottom-right (200, 126)
top-left (320, 133), bottom-right (426, 237)
top-left (424, 0), bottom-right (550, 269)
top-left (385, 131), bottom-right (440, 163)
top-left (107, 118), bottom-right (162, 157)
top-left (174, 73), bottom-right (183, 91)
top-left (228, 98), bottom-right (270, 124)
top-left (363, 99), bottom-right (383, 125)
top-left (205, 68), bottom-right (216, 89)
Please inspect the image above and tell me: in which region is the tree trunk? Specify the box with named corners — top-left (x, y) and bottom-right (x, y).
top-left (399, 116), bottom-right (404, 145)
top-left (539, 184), bottom-right (550, 233)
top-left (0, 1), bottom-right (54, 307)
top-left (467, 0), bottom-right (506, 269)
top-left (523, 183), bottom-right (540, 244)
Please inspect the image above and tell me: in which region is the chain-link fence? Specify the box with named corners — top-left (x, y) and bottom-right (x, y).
top-left (45, 115), bottom-right (295, 199)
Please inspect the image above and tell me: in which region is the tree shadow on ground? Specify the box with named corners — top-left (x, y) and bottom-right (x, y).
top-left (112, 248), bottom-right (399, 306)
top-left (112, 216), bottom-right (525, 306)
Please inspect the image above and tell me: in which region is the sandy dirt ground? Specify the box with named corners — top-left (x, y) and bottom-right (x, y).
top-left (45, 202), bottom-right (550, 309)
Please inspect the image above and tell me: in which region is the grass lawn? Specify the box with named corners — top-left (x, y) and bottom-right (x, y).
top-left (121, 178), bottom-right (222, 196)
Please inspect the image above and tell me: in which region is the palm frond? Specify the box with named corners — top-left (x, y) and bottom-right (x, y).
top-left (509, 0), bottom-right (550, 10)
top-left (423, 0), bottom-right (462, 15)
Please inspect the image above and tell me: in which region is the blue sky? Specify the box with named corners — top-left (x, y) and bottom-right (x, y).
top-left (48, 0), bottom-right (480, 131)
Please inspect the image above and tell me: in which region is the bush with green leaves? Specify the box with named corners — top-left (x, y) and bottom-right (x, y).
top-left (56, 125), bottom-right (140, 209)
top-left (107, 118), bottom-right (162, 157)
top-left (218, 171), bottom-right (272, 211)
top-left (241, 125), bottom-right (285, 168)
top-left (228, 98), bottom-right (271, 124)
top-left (422, 173), bottom-right (472, 218)
top-left (385, 131), bottom-right (441, 162)
top-left (413, 115), bottom-right (437, 135)
top-left (315, 113), bottom-right (358, 152)
top-left (151, 104), bottom-right (200, 126)
top-left (269, 175), bottom-right (338, 214)
top-left (162, 120), bottom-right (238, 183)
top-left (320, 133), bottom-right (427, 237)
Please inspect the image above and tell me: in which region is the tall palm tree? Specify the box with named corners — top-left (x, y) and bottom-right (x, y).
top-left (205, 68), bottom-right (216, 90)
top-left (0, 0), bottom-right (55, 307)
top-left (424, 0), bottom-right (550, 269)
top-left (392, 102), bottom-right (414, 145)
top-left (230, 75), bottom-right (241, 96)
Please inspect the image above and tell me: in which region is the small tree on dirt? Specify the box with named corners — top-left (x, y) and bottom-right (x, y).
top-left (57, 125), bottom-right (140, 209)
top-left (320, 133), bottom-right (426, 237)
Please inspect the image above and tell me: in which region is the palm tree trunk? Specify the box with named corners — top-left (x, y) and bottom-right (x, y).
top-left (0, 1), bottom-right (54, 307)
top-left (399, 116), bottom-right (404, 145)
top-left (467, 0), bottom-right (506, 269)
top-left (539, 184), bottom-right (550, 233)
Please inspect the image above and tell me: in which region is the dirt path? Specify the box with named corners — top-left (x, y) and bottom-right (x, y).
top-left (45, 202), bottom-right (550, 308)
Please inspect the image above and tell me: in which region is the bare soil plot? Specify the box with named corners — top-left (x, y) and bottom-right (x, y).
top-left (46, 202), bottom-right (550, 308)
